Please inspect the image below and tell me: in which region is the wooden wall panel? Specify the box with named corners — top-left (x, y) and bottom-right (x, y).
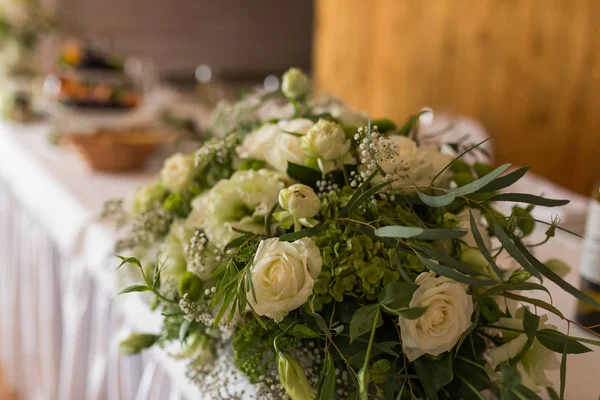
top-left (313, 0), bottom-right (600, 195)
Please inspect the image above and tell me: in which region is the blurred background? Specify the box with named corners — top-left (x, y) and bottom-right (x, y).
top-left (2, 0), bottom-right (598, 194)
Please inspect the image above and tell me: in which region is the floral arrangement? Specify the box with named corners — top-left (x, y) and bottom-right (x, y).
top-left (0, 0), bottom-right (55, 120)
top-left (106, 68), bottom-right (600, 400)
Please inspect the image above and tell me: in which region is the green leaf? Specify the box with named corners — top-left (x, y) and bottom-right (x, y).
top-left (382, 305), bottom-right (427, 319)
top-left (374, 225), bottom-right (467, 240)
top-left (536, 329), bottom-right (593, 354)
top-left (179, 319), bottom-right (191, 344)
top-left (417, 190), bottom-right (457, 207)
top-left (478, 282), bottom-right (552, 299)
top-left (414, 244), bottom-right (483, 276)
top-left (523, 307), bottom-right (540, 339)
top-left (415, 352), bottom-right (454, 392)
top-left (515, 238), bottom-right (600, 310)
top-left (453, 163), bottom-right (512, 196)
top-left (313, 313), bottom-right (331, 339)
top-left (287, 161), bottom-right (321, 185)
top-left (416, 254), bottom-right (497, 286)
top-left (318, 352), bottom-right (336, 400)
top-left (546, 387), bottom-right (560, 400)
top-left (371, 118), bottom-right (397, 132)
top-left (512, 206), bottom-right (536, 235)
top-left (488, 193), bottom-right (570, 207)
top-left (501, 292), bottom-right (564, 319)
top-left (292, 324), bottom-right (321, 339)
top-left (224, 234), bottom-right (253, 251)
top-left (395, 248), bottom-right (416, 288)
top-left (469, 209), bottom-right (502, 278)
top-left (347, 179), bottom-right (394, 214)
top-left (116, 255), bottom-right (142, 269)
top-left (475, 166), bottom-right (530, 193)
top-left (492, 223), bottom-right (542, 280)
top-left (500, 364), bottom-right (521, 400)
top-left (279, 225), bottom-right (324, 242)
top-left (349, 304), bottom-right (382, 343)
top-left (560, 344), bottom-right (567, 400)
top-left (118, 285), bottom-right (151, 295)
top-left (377, 281), bottom-right (414, 309)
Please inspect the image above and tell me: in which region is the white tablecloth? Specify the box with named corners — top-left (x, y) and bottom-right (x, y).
top-left (0, 121), bottom-right (598, 399)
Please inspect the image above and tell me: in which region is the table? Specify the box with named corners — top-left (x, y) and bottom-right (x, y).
top-left (0, 121), bottom-right (598, 399)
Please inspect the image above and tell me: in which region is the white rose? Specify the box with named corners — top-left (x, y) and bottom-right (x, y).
top-left (281, 67), bottom-right (310, 100)
top-left (279, 184), bottom-right (321, 219)
top-left (237, 118), bottom-right (313, 174)
top-left (489, 308), bottom-right (560, 392)
top-left (301, 119), bottom-right (351, 161)
top-left (374, 136), bottom-right (453, 191)
top-left (248, 237), bottom-right (322, 322)
top-left (160, 153), bottom-right (195, 192)
top-left (188, 169), bottom-right (285, 249)
top-left (399, 272), bottom-right (474, 361)
top-left (311, 96), bottom-right (368, 126)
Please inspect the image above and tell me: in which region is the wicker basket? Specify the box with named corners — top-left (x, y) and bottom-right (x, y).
top-left (63, 130), bottom-right (176, 172)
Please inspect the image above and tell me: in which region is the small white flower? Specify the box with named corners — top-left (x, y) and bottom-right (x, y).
top-left (248, 237), bottom-right (322, 322)
top-left (281, 67), bottom-right (310, 100)
top-left (399, 272), bottom-right (474, 361)
top-left (301, 119), bottom-right (351, 161)
top-left (279, 184), bottom-right (321, 219)
top-left (489, 307), bottom-right (560, 392)
top-left (160, 153), bottom-right (195, 192)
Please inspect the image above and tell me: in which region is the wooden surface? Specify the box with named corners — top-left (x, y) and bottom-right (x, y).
top-left (313, 0), bottom-right (600, 195)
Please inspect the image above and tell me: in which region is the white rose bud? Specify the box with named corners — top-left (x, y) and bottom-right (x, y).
top-left (399, 272), bottom-right (474, 361)
top-left (281, 67), bottom-right (310, 100)
top-left (248, 237), bottom-right (322, 322)
top-left (160, 153), bottom-right (195, 192)
top-left (301, 119), bottom-right (351, 161)
top-left (279, 184), bottom-right (321, 219)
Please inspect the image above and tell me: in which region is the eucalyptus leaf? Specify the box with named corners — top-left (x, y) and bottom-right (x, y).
top-left (523, 307), bottom-right (540, 339)
top-left (475, 166), bottom-right (530, 193)
top-left (349, 304), bottom-right (382, 343)
top-left (347, 179), bottom-right (394, 214)
top-left (492, 223), bottom-right (542, 280)
top-left (469, 209), bottom-right (502, 278)
top-left (536, 329), bottom-right (593, 354)
top-left (453, 163), bottom-right (512, 196)
top-left (417, 190), bottom-right (457, 207)
top-left (478, 282), bottom-right (552, 299)
top-left (515, 238), bottom-right (600, 310)
top-left (416, 254), bottom-right (497, 286)
top-left (313, 313), bottom-right (331, 339)
top-left (375, 225), bottom-right (467, 240)
top-left (489, 193), bottom-right (570, 207)
top-left (414, 244), bottom-right (483, 276)
top-left (501, 292), bottom-right (564, 319)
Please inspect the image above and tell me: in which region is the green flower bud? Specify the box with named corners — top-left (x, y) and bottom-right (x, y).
top-left (473, 162), bottom-right (495, 178)
top-left (281, 67), bottom-right (310, 100)
top-left (163, 192), bottom-right (183, 212)
top-left (119, 332), bottom-right (157, 354)
top-left (277, 351), bottom-right (316, 400)
top-left (509, 270), bottom-right (531, 284)
top-left (279, 184), bottom-right (321, 219)
top-left (238, 158), bottom-right (268, 171)
top-left (179, 271), bottom-right (204, 302)
top-left (544, 259), bottom-right (570, 278)
top-left (480, 296), bottom-right (501, 323)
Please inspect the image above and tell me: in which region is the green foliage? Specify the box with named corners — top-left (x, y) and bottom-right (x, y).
top-left (179, 272), bottom-right (203, 302)
top-left (232, 318), bottom-right (297, 384)
top-left (238, 158), bottom-right (267, 171)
